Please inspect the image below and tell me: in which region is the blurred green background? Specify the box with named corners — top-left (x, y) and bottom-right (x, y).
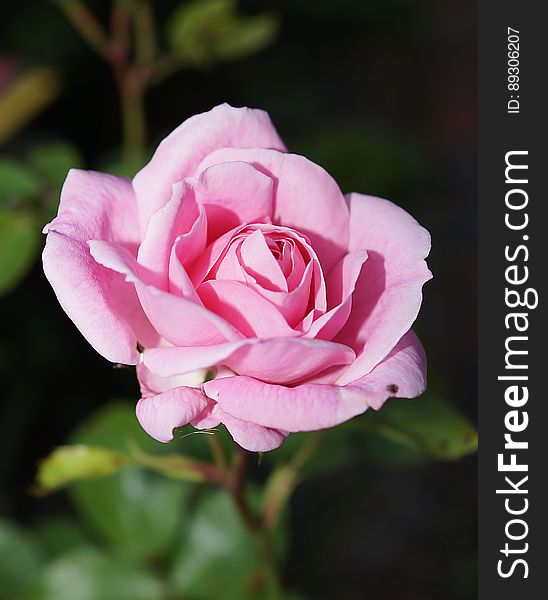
top-left (0, 1), bottom-right (477, 599)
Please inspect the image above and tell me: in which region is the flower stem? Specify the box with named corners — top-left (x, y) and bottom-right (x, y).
top-left (261, 431), bottom-right (323, 530)
top-left (133, 0), bottom-right (156, 64)
top-left (206, 433), bottom-right (228, 475)
top-left (60, 0), bottom-right (151, 171)
top-left (229, 445), bottom-right (260, 532)
top-left (64, 0), bottom-right (110, 57)
top-left (118, 69), bottom-right (146, 169)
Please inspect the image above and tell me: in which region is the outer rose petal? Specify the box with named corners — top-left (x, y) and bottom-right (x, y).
top-left (133, 104), bottom-right (286, 229)
top-left (49, 169), bottom-right (140, 246)
top-left (42, 170), bottom-right (157, 364)
top-left (204, 376), bottom-right (368, 432)
top-left (225, 338), bottom-right (354, 385)
top-left (143, 337), bottom-right (355, 385)
top-left (195, 148), bottom-right (349, 272)
top-left (136, 386), bottom-right (210, 443)
top-left (219, 411), bottom-right (286, 452)
top-left (142, 342), bottom-right (247, 379)
top-left (336, 194), bottom-right (432, 385)
top-left (342, 329), bottom-right (427, 410)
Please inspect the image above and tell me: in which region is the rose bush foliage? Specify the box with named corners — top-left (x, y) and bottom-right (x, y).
top-left (43, 104), bottom-right (432, 452)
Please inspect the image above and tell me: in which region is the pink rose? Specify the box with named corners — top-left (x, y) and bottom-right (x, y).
top-left (43, 104), bottom-right (432, 452)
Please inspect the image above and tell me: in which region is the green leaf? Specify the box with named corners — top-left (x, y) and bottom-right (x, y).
top-left (35, 445), bottom-right (129, 493)
top-left (32, 516), bottom-right (89, 560)
top-left (0, 209), bottom-right (41, 296)
top-left (169, 489), bottom-right (268, 600)
top-left (0, 519), bottom-right (42, 598)
top-left (213, 13), bottom-right (278, 62)
top-left (268, 428), bottom-right (356, 475)
top-left (28, 143), bottom-right (82, 189)
top-left (268, 395), bottom-right (476, 474)
top-left (167, 0), bottom-right (278, 67)
top-left (0, 67), bottom-right (62, 145)
top-left (34, 548), bottom-right (164, 600)
top-left (0, 158), bottom-right (40, 207)
top-left (352, 395), bottom-right (478, 461)
top-left (129, 441), bottom-right (220, 483)
top-left (68, 402), bottom-right (191, 561)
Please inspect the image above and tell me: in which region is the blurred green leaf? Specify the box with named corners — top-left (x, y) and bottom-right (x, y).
top-left (28, 143), bottom-right (82, 189)
top-left (0, 209), bottom-right (41, 296)
top-left (0, 159), bottom-right (40, 207)
top-left (167, 0), bottom-right (278, 67)
top-left (213, 12), bottom-right (278, 62)
top-left (169, 489), bottom-right (267, 599)
top-left (68, 402), bottom-right (191, 561)
top-left (32, 516), bottom-right (89, 560)
top-left (0, 67), bottom-right (62, 145)
top-left (70, 401), bottom-right (155, 453)
top-left (34, 548), bottom-right (164, 600)
top-left (269, 395), bottom-right (476, 474)
top-left (268, 427), bottom-right (356, 475)
top-left (129, 441), bottom-right (218, 483)
top-left (0, 519), bottom-right (41, 598)
top-left (352, 395), bottom-right (478, 461)
top-left (36, 445), bottom-right (129, 493)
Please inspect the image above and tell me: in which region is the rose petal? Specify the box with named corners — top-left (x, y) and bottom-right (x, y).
top-left (305, 249), bottom-right (367, 340)
top-left (136, 386), bottom-right (210, 443)
top-left (239, 229), bottom-right (287, 291)
top-left (137, 361), bottom-right (209, 397)
top-left (342, 329), bottom-right (427, 409)
top-left (220, 410), bottom-right (286, 452)
top-left (42, 170), bottom-right (157, 364)
top-left (336, 194), bottom-right (432, 385)
top-left (195, 148), bottom-right (349, 272)
top-left (133, 104), bottom-right (286, 229)
top-left (282, 239), bottom-right (306, 289)
top-left (204, 376), bottom-right (367, 432)
top-left (191, 403), bottom-right (286, 451)
top-left (143, 341), bottom-right (248, 378)
top-left (243, 261), bottom-right (313, 327)
top-left (168, 240), bottom-right (203, 302)
top-left (144, 337), bottom-right (355, 385)
top-left (225, 337), bottom-right (355, 385)
top-left (89, 240), bottom-right (243, 346)
top-left (212, 238), bottom-right (247, 283)
top-left (137, 182), bottom-right (202, 290)
top-left (195, 161), bottom-right (274, 241)
top-left (189, 222), bottom-right (321, 292)
top-left (197, 279), bottom-right (297, 338)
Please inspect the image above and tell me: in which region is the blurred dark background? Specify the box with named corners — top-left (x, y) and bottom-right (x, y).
top-left (0, 1), bottom-right (477, 599)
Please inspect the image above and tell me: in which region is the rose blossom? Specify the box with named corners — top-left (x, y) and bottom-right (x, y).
top-left (43, 104), bottom-right (432, 452)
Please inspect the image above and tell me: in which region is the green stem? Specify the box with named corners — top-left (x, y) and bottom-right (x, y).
top-left (228, 444), bottom-right (282, 597)
top-left (261, 431), bottom-right (323, 530)
top-left (64, 0), bottom-right (110, 57)
top-left (207, 433), bottom-right (228, 476)
top-left (229, 445), bottom-right (260, 531)
top-left (119, 70), bottom-right (146, 170)
top-left (133, 0), bottom-right (156, 64)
